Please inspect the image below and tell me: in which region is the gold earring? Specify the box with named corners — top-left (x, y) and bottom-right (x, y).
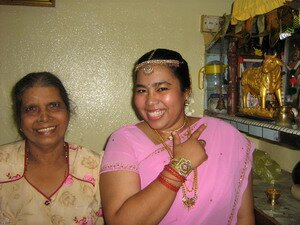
top-left (184, 99), bottom-right (189, 106)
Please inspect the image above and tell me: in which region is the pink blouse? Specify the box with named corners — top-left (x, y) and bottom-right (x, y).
top-left (101, 116), bottom-right (255, 225)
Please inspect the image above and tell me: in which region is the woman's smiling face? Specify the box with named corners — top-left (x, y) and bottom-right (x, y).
top-left (134, 64), bottom-right (189, 132)
top-left (20, 86), bottom-right (69, 148)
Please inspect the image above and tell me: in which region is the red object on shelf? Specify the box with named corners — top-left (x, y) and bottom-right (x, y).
top-left (238, 56), bottom-right (244, 64)
top-left (290, 76), bottom-right (297, 86)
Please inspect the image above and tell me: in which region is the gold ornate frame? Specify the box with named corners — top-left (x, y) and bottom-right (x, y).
top-left (0, 0), bottom-right (55, 7)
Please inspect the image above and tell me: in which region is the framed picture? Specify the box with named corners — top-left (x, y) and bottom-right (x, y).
top-left (0, 0), bottom-right (55, 7)
top-left (283, 33), bottom-right (300, 112)
top-left (238, 56), bottom-right (263, 78)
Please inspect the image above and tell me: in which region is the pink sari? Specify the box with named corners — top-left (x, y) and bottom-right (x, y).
top-left (101, 116), bottom-right (254, 225)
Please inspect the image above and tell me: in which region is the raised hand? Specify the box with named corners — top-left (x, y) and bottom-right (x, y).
top-left (172, 123), bottom-right (208, 169)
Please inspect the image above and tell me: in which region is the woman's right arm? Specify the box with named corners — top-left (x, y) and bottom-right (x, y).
top-left (100, 170), bottom-right (178, 225)
top-left (100, 124), bottom-right (207, 225)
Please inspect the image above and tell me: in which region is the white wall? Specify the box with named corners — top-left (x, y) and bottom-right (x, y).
top-left (248, 136), bottom-right (300, 173)
top-left (0, 0), bottom-right (233, 151)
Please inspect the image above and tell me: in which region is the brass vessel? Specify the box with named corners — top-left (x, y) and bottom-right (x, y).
top-left (273, 106), bottom-right (295, 127)
top-left (265, 188), bottom-right (281, 205)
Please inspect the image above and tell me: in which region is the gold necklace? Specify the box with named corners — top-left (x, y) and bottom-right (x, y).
top-left (181, 171), bottom-right (198, 209)
top-left (153, 120), bottom-right (199, 209)
top-left (160, 117), bottom-right (187, 140)
top-left (154, 129), bottom-right (173, 157)
top-left (25, 141), bottom-right (69, 177)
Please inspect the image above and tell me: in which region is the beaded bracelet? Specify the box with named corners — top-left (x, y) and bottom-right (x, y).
top-left (157, 174), bottom-right (180, 192)
top-left (164, 164), bottom-right (187, 183)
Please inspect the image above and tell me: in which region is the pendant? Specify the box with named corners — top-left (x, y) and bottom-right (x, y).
top-left (168, 135), bottom-right (173, 141)
top-left (182, 196), bottom-right (197, 209)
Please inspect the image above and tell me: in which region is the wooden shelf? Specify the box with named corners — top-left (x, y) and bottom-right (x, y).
top-left (204, 111), bottom-right (300, 150)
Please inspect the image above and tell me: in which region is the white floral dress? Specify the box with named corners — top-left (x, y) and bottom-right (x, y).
top-left (0, 140), bottom-right (104, 225)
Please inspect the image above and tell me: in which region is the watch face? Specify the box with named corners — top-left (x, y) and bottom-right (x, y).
top-left (172, 158), bottom-right (192, 177)
top-left (179, 160), bottom-right (192, 176)
top-left (180, 161), bottom-right (191, 175)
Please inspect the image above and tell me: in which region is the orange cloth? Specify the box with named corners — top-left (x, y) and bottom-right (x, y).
top-left (231, 0), bottom-right (286, 25)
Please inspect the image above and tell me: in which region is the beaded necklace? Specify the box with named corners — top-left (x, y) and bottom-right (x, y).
top-left (25, 142), bottom-right (69, 205)
top-left (153, 120), bottom-right (198, 209)
top-left (25, 142), bottom-right (69, 181)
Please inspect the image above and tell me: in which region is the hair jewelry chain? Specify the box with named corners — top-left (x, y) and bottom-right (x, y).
top-left (135, 60), bottom-right (182, 74)
top-left (135, 48), bottom-right (182, 74)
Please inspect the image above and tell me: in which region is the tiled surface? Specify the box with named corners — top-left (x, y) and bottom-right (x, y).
top-left (253, 172), bottom-right (300, 225)
top-left (216, 114), bottom-right (300, 136)
top-left (204, 112), bottom-right (300, 147)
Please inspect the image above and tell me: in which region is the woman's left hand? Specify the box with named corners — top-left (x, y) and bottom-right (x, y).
top-left (172, 123), bottom-right (208, 169)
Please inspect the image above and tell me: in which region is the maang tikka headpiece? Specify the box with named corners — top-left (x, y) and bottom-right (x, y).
top-left (135, 49), bottom-right (182, 74)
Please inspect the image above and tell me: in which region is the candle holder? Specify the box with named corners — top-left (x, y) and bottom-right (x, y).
top-left (265, 188), bottom-right (281, 205)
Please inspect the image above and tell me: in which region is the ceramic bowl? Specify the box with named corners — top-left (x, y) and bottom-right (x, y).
top-left (291, 184), bottom-right (300, 200)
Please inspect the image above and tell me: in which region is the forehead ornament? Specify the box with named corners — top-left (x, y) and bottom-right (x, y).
top-left (135, 59), bottom-right (182, 74)
top-left (135, 49), bottom-right (182, 74)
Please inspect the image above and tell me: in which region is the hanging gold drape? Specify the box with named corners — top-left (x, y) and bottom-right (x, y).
top-left (231, 0), bottom-right (287, 24)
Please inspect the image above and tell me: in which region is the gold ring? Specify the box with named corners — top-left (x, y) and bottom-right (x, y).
top-left (199, 139), bottom-right (206, 147)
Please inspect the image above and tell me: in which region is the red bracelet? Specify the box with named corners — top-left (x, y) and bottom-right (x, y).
top-left (160, 173), bottom-right (182, 183)
top-left (157, 175), bottom-right (180, 192)
top-left (164, 164), bottom-right (186, 182)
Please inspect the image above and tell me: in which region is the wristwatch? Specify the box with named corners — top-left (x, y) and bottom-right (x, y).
top-left (170, 157), bottom-right (192, 177)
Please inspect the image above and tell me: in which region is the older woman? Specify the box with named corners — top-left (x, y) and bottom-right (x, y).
top-left (0, 72), bottom-right (104, 224)
top-left (100, 49), bottom-right (255, 225)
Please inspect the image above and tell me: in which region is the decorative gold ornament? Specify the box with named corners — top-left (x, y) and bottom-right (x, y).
top-left (171, 158), bottom-right (193, 177)
top-left (240, 53), bottom-right (284, 118)
top-left (135, 59), bottom-right (182, 74)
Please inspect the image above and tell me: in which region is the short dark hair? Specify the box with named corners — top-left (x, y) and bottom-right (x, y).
top-left (12, 72), bottom-right (71, 128)
top-left (134, 48), bottom-right (191, 92)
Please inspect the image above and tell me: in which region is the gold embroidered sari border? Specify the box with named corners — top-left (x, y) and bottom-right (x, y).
top-left (227, 138), bottom-right (252, 225)
top-left (100, 162), bottom-right (139, 173)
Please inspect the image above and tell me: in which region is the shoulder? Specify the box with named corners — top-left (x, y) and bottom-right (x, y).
top-left (199, 116), bottom-right (254, 156)
top-left (0, 140), bottom-right (25, 183)
top-left (68, 143), bottom-right (102, 163)
top-left (0, 140), bottom-right (25, 161)
top-left (191, 116), bottom-right (248, 148)
top-left (111, 123), bottom-right (139, 136)
top-left (108, 123), bottom-right (142, 143)
top-left (0, 140), bottom-right (24, 152)
top-left (68, 143), bottom-right (102, 185)
top-left (191, 116), bottom-right (237, 132)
